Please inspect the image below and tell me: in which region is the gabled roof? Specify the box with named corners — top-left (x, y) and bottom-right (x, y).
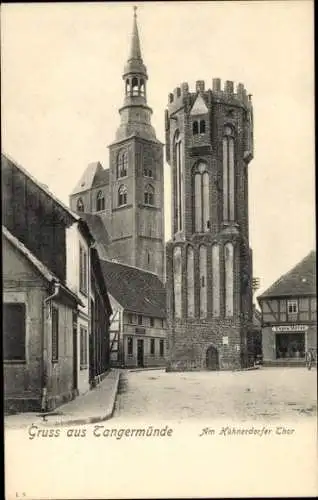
top-left (71, 162), bottom-right (109, 195)
top-left (3, 225), bottom-right (84, 307)
top-left (258, 250), bottom-right (316, 300)
top-left (2, 152), bottom-right (80, 223)
top-left (99, 259), bottom-right (166, 318)
top-left (190, 94), bottom-right (209, 115)
top-left (79, 213), bottom-right (111, 248)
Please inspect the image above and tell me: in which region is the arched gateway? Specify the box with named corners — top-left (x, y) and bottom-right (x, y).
top-left (206, 345), bottom-right (219, 371)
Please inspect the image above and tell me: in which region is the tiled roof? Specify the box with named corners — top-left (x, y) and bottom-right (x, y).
top-left (3, 225), bottom-right (84, 307)
top-left (92, 169), bottom-right (109, 188)
top-left (79, 213), bottom-right (111, 248)
top-left (100, 259), bottom-right (166, 318)
top-left (2, 152), bottom-right (80, 223)
top-left (258, 250), bottom-right (316, 300)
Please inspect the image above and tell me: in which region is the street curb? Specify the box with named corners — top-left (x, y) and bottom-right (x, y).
top-left (5, 370), bottom-right (121, 429)
top-left (128, 367), bottom-right (165, 372)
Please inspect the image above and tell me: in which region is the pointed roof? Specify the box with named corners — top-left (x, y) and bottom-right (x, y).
top-left (71, 162), bottom-right (109, 195)
top-left (123, 7), bottom-right (147, 77)
top-left (258, 250), bottom-right (316, 300)
top-left (129, 6), bottom-right (142, 61)
top-left (190, 94), bottom-right (209, 115)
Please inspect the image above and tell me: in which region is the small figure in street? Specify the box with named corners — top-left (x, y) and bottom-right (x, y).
top-left (305, 349), bottom-right (314, 370)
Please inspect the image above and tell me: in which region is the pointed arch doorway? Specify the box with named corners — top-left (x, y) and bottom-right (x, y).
top-left (206, 345), bottom-right (219, 371)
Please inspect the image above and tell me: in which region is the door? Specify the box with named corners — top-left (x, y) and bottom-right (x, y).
top-left (206, 345), bottom-right (219, 370)
top-left (72, 314), bottom-right (78, 391)
top-left (137, 339), bottom-right (144, 367)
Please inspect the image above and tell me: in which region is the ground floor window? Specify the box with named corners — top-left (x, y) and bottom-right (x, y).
top-left (159, 339), bottom-right (164, 357)
top-left (150, 338), bottom-right (155, 355)
top-left (127, 336), bottom-right (133, 356)
top-left (276, 332), bottom-right (305, 359)
top-left (3, 303), bottom-right (26, 362)
top-left (80, 326), bottom-right (88, 369)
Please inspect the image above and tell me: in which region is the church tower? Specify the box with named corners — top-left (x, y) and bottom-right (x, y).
top-left (108, 7), bottom-right (165, 281)
top-left (165, 79), bottom-right (254, 370)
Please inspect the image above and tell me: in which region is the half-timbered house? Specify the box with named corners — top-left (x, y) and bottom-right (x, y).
top-left (257, 251), bottom-right (316, 366)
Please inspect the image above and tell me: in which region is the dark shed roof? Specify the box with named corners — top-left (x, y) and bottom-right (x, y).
top-left (100, 259), bottom-right (166, 318)
top-left (258, 251), bottom-right (316, 300)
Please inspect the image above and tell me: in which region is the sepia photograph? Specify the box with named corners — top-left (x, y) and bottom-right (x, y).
top-left (2, 1), bottom-right (316, 498)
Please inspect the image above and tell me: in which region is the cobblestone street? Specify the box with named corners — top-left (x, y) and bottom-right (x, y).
top-left (114, 367), bottom-right (317, 422)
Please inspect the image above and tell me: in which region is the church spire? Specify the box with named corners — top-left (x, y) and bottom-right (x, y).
top-left (123, 6), bottom-right (148, 82)
top-left (115, 6), bottom-right (159, 143)
top-left (129, 6), bottom-right (142, 61)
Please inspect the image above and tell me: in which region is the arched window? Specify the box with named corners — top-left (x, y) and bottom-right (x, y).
top-left (132, 77), bottom-right (139, 96)
top-left (117, 150), bottom-right (128, 178)
top-left (224, 242), bottom-right (234, 317)
top-left (77, 198), bottom-right (84, 212)
top-left (200, 120), bottom-right (206, 134)
top-left (212, 244), bottom-right (220, 317)
top-left (96, 191), bottom-right (105, 212)
top-left (118, 185), bottom-right (128, 207)
top-left (140, 79), bottom-right (145, 96)
top-left (199, 245), bottom-right (207, 318)
top-left (223, 125), bottom-right (235, 222)
top-left (173, 246), bottom-right (182, 319)
top-left (143, 166), bottom-right (153, 178)
top-left (192, 121), bottom-right (199, 135)
top-left (193, 162), bottom-right (210, 233)
top-left (174, 131), bottom-right (183, 232)
top-left (144, 185), bottom-right (154, 205)
top-left (125, 78), bottom-right (130, 95)
top-left (187, 246), bottom-right (195, 317)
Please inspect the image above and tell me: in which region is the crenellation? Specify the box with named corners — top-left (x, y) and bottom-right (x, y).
top-left (212, 78), bottom-right (221, 91)
top-left (167, 79), bottom-right (252, 117)
top-left (196, 80), bottom-right (205, 92)
top-left (224, 80), bottom-right (234, 94)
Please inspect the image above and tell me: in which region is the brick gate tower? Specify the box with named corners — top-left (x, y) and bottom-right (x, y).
top-left (165, 79), bottom-right (254, 371)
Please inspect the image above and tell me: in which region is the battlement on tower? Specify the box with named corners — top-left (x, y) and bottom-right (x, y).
top-left (166, 79), bottom-right (252, 115)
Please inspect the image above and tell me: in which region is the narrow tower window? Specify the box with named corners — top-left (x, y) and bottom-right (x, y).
top-left (187, 246), bottom-right (195, 318)
top-left (132, 77), bottom-right (139, 96)
top-left (212, 244), bottom-right (220, 317)
top-left (174, 131), bottom-right (184, 232)
top-left (96, 191), bottom-right (105, 212)
top-left (193, 162), bottom-right (210, 233)
top-left (199, 120), bottom-right (206, 134)
top-left (199, 245), bottom-right (207, 318)
top-left (117, 150), bottom-right (128, 178)
top-left (77, 198), bottom-right (84, 212)
top-left (118, 185), bottom-right (128, 206)
top-left (192, 121), bottom-right (199, 135)
top-left (144, 184), bottom-right (154, 205)
top-left (224, 242), bottom-right (234, 317)
top-left (125, 79), bottom-right (130, 95)
top-left (173, 246), bottom-right (182, 319)
top-left (223, 125), bottom-right (235, 222)
top-left (140, 79), bottom-right (145, 96)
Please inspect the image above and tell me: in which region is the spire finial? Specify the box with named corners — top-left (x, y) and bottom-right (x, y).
top-left (128, 5), bottom-right (142, 61)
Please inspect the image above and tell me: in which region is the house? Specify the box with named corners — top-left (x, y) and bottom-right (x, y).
top-left (99, 259), bottom-right (167, 368)
top-left (257, 251), bottom-right (316, 366)
top-left (2, 153), bottom-right (112, 412)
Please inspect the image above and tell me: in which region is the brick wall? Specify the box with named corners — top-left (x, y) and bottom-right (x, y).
top-left (165, 80), bottom-right (254, 371)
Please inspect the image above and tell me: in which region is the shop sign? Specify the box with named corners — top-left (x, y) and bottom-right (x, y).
top-left (222, 336), bottom-right (229, 345)
top-left (272, 325), bottom-right (308, 333)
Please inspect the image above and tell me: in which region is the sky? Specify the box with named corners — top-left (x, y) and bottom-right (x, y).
top-left (1, 1), bottom-right (315, 297)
